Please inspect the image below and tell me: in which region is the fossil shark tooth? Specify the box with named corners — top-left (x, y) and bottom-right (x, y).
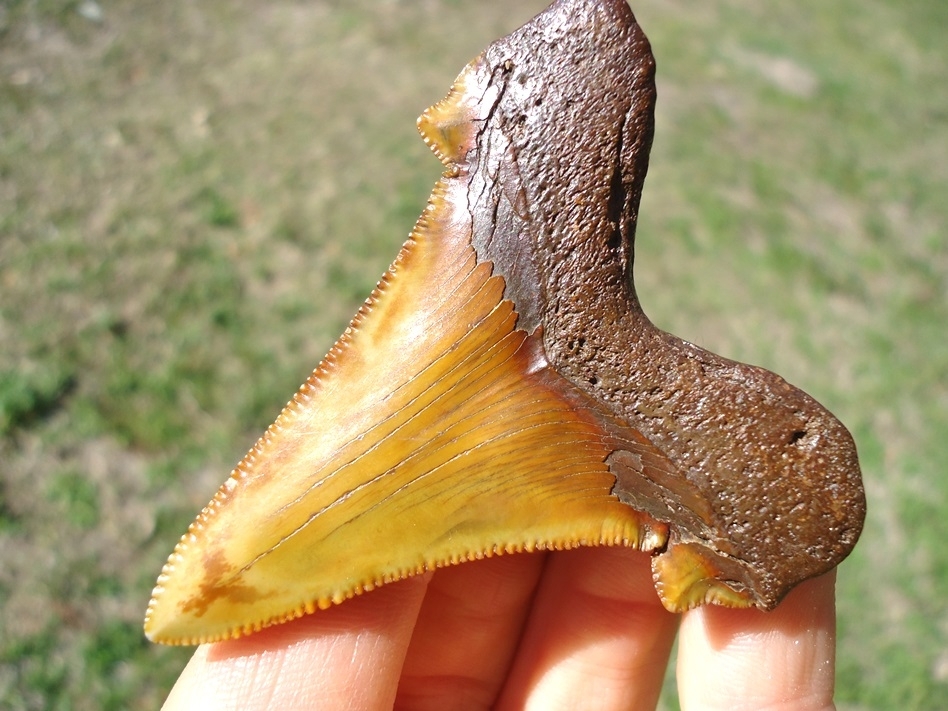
top-left (145, 0), bottom-right (865, 645)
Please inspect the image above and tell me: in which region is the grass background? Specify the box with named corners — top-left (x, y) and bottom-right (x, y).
top-left (1, 0), bottom-right (945, 708)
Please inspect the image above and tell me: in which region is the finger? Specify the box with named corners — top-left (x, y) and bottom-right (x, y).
top-left (396, 552), bottom-right (548, 710)
top-left (161, 575), bottom-right (430, 711)
top-left (496, 547), bottom-right (679, 711)
top-left (677, 570), bottom-right (837, 711)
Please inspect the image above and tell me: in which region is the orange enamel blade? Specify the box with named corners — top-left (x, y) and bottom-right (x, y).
top-left (144, 178), bottom-right (661, 645)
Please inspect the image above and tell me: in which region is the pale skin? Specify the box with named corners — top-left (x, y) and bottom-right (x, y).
top-left (163, 547), bottom-right (837, 710)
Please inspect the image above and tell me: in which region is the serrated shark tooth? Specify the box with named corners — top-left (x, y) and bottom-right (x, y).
top-left (146, 0), bottom-right (864, 645)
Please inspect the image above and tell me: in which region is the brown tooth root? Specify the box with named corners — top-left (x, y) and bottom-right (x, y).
top-left (145, 0), bottom-right (865, 645)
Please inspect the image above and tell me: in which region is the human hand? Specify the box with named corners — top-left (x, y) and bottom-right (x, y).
top-left (161, 547), bottom-right (837, 710)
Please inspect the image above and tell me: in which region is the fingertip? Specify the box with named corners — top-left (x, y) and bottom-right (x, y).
top-left (161, 576), bottom-right (430, 711)
top-left (497, 547), bottom-right (678, 711)
top-left (677, 571), bottom-right (837, 711)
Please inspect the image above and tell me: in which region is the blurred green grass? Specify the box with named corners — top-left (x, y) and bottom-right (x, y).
top-left (1, 0), bottom-right (945, 708)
